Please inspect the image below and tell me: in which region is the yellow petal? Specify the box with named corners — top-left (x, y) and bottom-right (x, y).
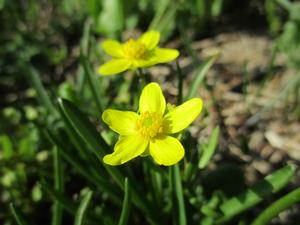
top-left (103, 135), bottom-right (148, 165)
top-left (150, 136), bottom-right (184, 166)
top-left (138, 31), bottom-right (160, 50)
top-left (151, 48), bottom-right (179, 64)
top-left (139, 82), bottom-right (166, 115)
top-left (98, 59), bottom-right (131, 75)
top-left (102, 109), bottom-right (138, 135)
top-left (164, 98), bottom-right (203, 134)
top-left (131, 59), bottom-right (149, 68)
top-left (102, 40), bottom-right (124, 57)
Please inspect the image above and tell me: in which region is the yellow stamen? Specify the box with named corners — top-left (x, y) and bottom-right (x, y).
top-left (136, 111), bottom-right (164, 138)
top-left (123, 39), bottom-right (146, 60)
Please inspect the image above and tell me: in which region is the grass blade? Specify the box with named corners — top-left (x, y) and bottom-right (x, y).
top-left (25, 66), bottom-right (57, 116)
top-left (40, 181), bottom-right (77, 214)
top-left (80, 54), bottom-right (104, 115)
top-left (172, 165), bottom-right (187, 225)
top-left (176, 60), bottom-right (184, 105)
top-left (57, 98), bottom-right (110, 157)
top-left (186, 55), bottom-right (218, 100)
top-left (216, 164), bottom-right (296, 223)
top-left (199, 126), bottom-right (220, 169)
top-left (52, 147), bottom-right (64, 225)
top-left (44, 130), bottom-right (122, 205)
top-left (9, 203), bottom-right (31, 225)
top-left (118, 178), bottom-right (131, 225)
top-left (149, 0), bottom-right (171, 30)
top-left (250, 187), bottom-right (300, 225)
top-left (74, 190), bottom-right (93, 225)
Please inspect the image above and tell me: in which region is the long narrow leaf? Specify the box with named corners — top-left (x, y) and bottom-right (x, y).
top-left (25, 66), bottom-right (57, 116)
top-left (172, 165), bottom-right (187, 225)
top-left (80, 55), bottom-right (104, 115)
top-left (44, 130), bottom-right (122, 205)
top-left (199, 126), bottom-right (220, 169)
top-left (52, 147), bottom-right (64, 225)
top-left (57, 98), bottom-right (110, 157)
top-left (216, 164), bottom-right (296, 223)
top-left (9, 203), bottom-right (31, 225)
top-left (149, 0), bottom-right (171, 30)
top-left (118, 178), bottom-right (131, 225)
top-left (74, 190), bottom-right (93, 225)
top-left (251, 187), bottom-right (300, 225)
top-left (186, 55), bottom-right (218, 100)
top-left (40, 181), bottom-right (77, 214)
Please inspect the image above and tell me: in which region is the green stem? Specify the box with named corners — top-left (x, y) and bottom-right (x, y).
top-left (176, 60), bottom-right (184, 105)
top-left (9, 203), bottom-right (31, 225)
top-left (171, 165), bottom-right (187, 225)
top-left (251, 187), bottom-right (300, 225)
top-left (74, 190), bottom-right (93, 225)
top-left (52, 147), bottom-right (64, 225)
top-left (118, 178), bottom-right (131, 225)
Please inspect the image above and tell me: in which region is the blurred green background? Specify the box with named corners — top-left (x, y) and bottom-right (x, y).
top-left (1, 0), bottom-right (300, 225)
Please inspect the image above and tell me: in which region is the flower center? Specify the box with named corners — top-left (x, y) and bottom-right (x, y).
top-left (123, 39), bottom-right (146, 60)
top-left (136, 111), bottom-right (164, 138)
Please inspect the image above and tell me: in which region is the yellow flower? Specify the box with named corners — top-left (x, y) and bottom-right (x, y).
top-left (102, 82), bottom-right (203, 166)
top-left (98, 31), bottom-right (179, 76)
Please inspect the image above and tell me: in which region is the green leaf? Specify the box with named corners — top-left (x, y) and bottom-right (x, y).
top-left (44, 129), bottom-right (122, 205)
top-left (118, 178), bottom-right (131, 225)
top-left (40, 182), bottom-right (101, 224)
top-left (57, 98), bottom-right (110, 158)
top-left (149, 0), bottom-right (179, 39)
top-left (9, 203), bottom-right (31, 225)
top-left (52, 147), bottom-right (64, 225)
top-left (40, 181), bottom-right (77, 214)
top-left (186, 55), bottom-right (218, 100)
top-left (0, 135), bottom-right (13, 160)
top-left (211, 0), bottom-right (224, 17)
top-left (74, 190), bottom-right (93, 225)
top-left (96, 0), bottom-right (124, 37)
top-left (216, 164), bottom-right (296, 223)
top-left (199, 126), bottom-right (220, 169)
top-left (171, 165), bottom-right (187, 225)
top-left (250, 187), bottom-right (300, 225)
top-left (25, 66), bottom-right (57, 116)
top-left (80, 54), bottom-right (104, 115)
top-left (0, 0), bottom-right (5, 10)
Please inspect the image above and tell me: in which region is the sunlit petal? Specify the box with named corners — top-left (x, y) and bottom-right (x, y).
top-left (102, 40), bottom-right (124, 57)
top-left (138, 30), bottom-right (160, 50)
top-left (102, 109), bottom-right (138, 135)
top-left (103, 135), bottom-right (148, 165)
top-left (151, 48), bottom-right (179, 64)
top-left (164, 98), bottom-right (203, 134)
top-left (98, 59), bottom-right (131, 75)
top-left (139, 82), bottom-right (166, 115)
top-left (150, 136), bottom-right (184, 166)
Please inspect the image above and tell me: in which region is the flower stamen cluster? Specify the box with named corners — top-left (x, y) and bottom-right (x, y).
top-left (136, 111), bottom-right (164, 138)
top-left (123, 39), bottom-right (146, 60)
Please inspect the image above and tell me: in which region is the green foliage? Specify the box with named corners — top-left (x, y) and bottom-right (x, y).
top-left (1, 1), bottom-right (299, 225)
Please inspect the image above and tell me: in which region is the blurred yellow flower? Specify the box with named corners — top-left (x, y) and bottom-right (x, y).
top-left (98, 31), bottom-right (179, 75)
top-left (102, 82), bottom-right (203, 166)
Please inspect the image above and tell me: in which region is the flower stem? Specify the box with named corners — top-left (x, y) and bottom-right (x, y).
top-left (170, 165), bottom-right (187, 225)
top-left (176, 60), bottom-right (184, 105)
top-left (250, 187), bottom-right (300, 225)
